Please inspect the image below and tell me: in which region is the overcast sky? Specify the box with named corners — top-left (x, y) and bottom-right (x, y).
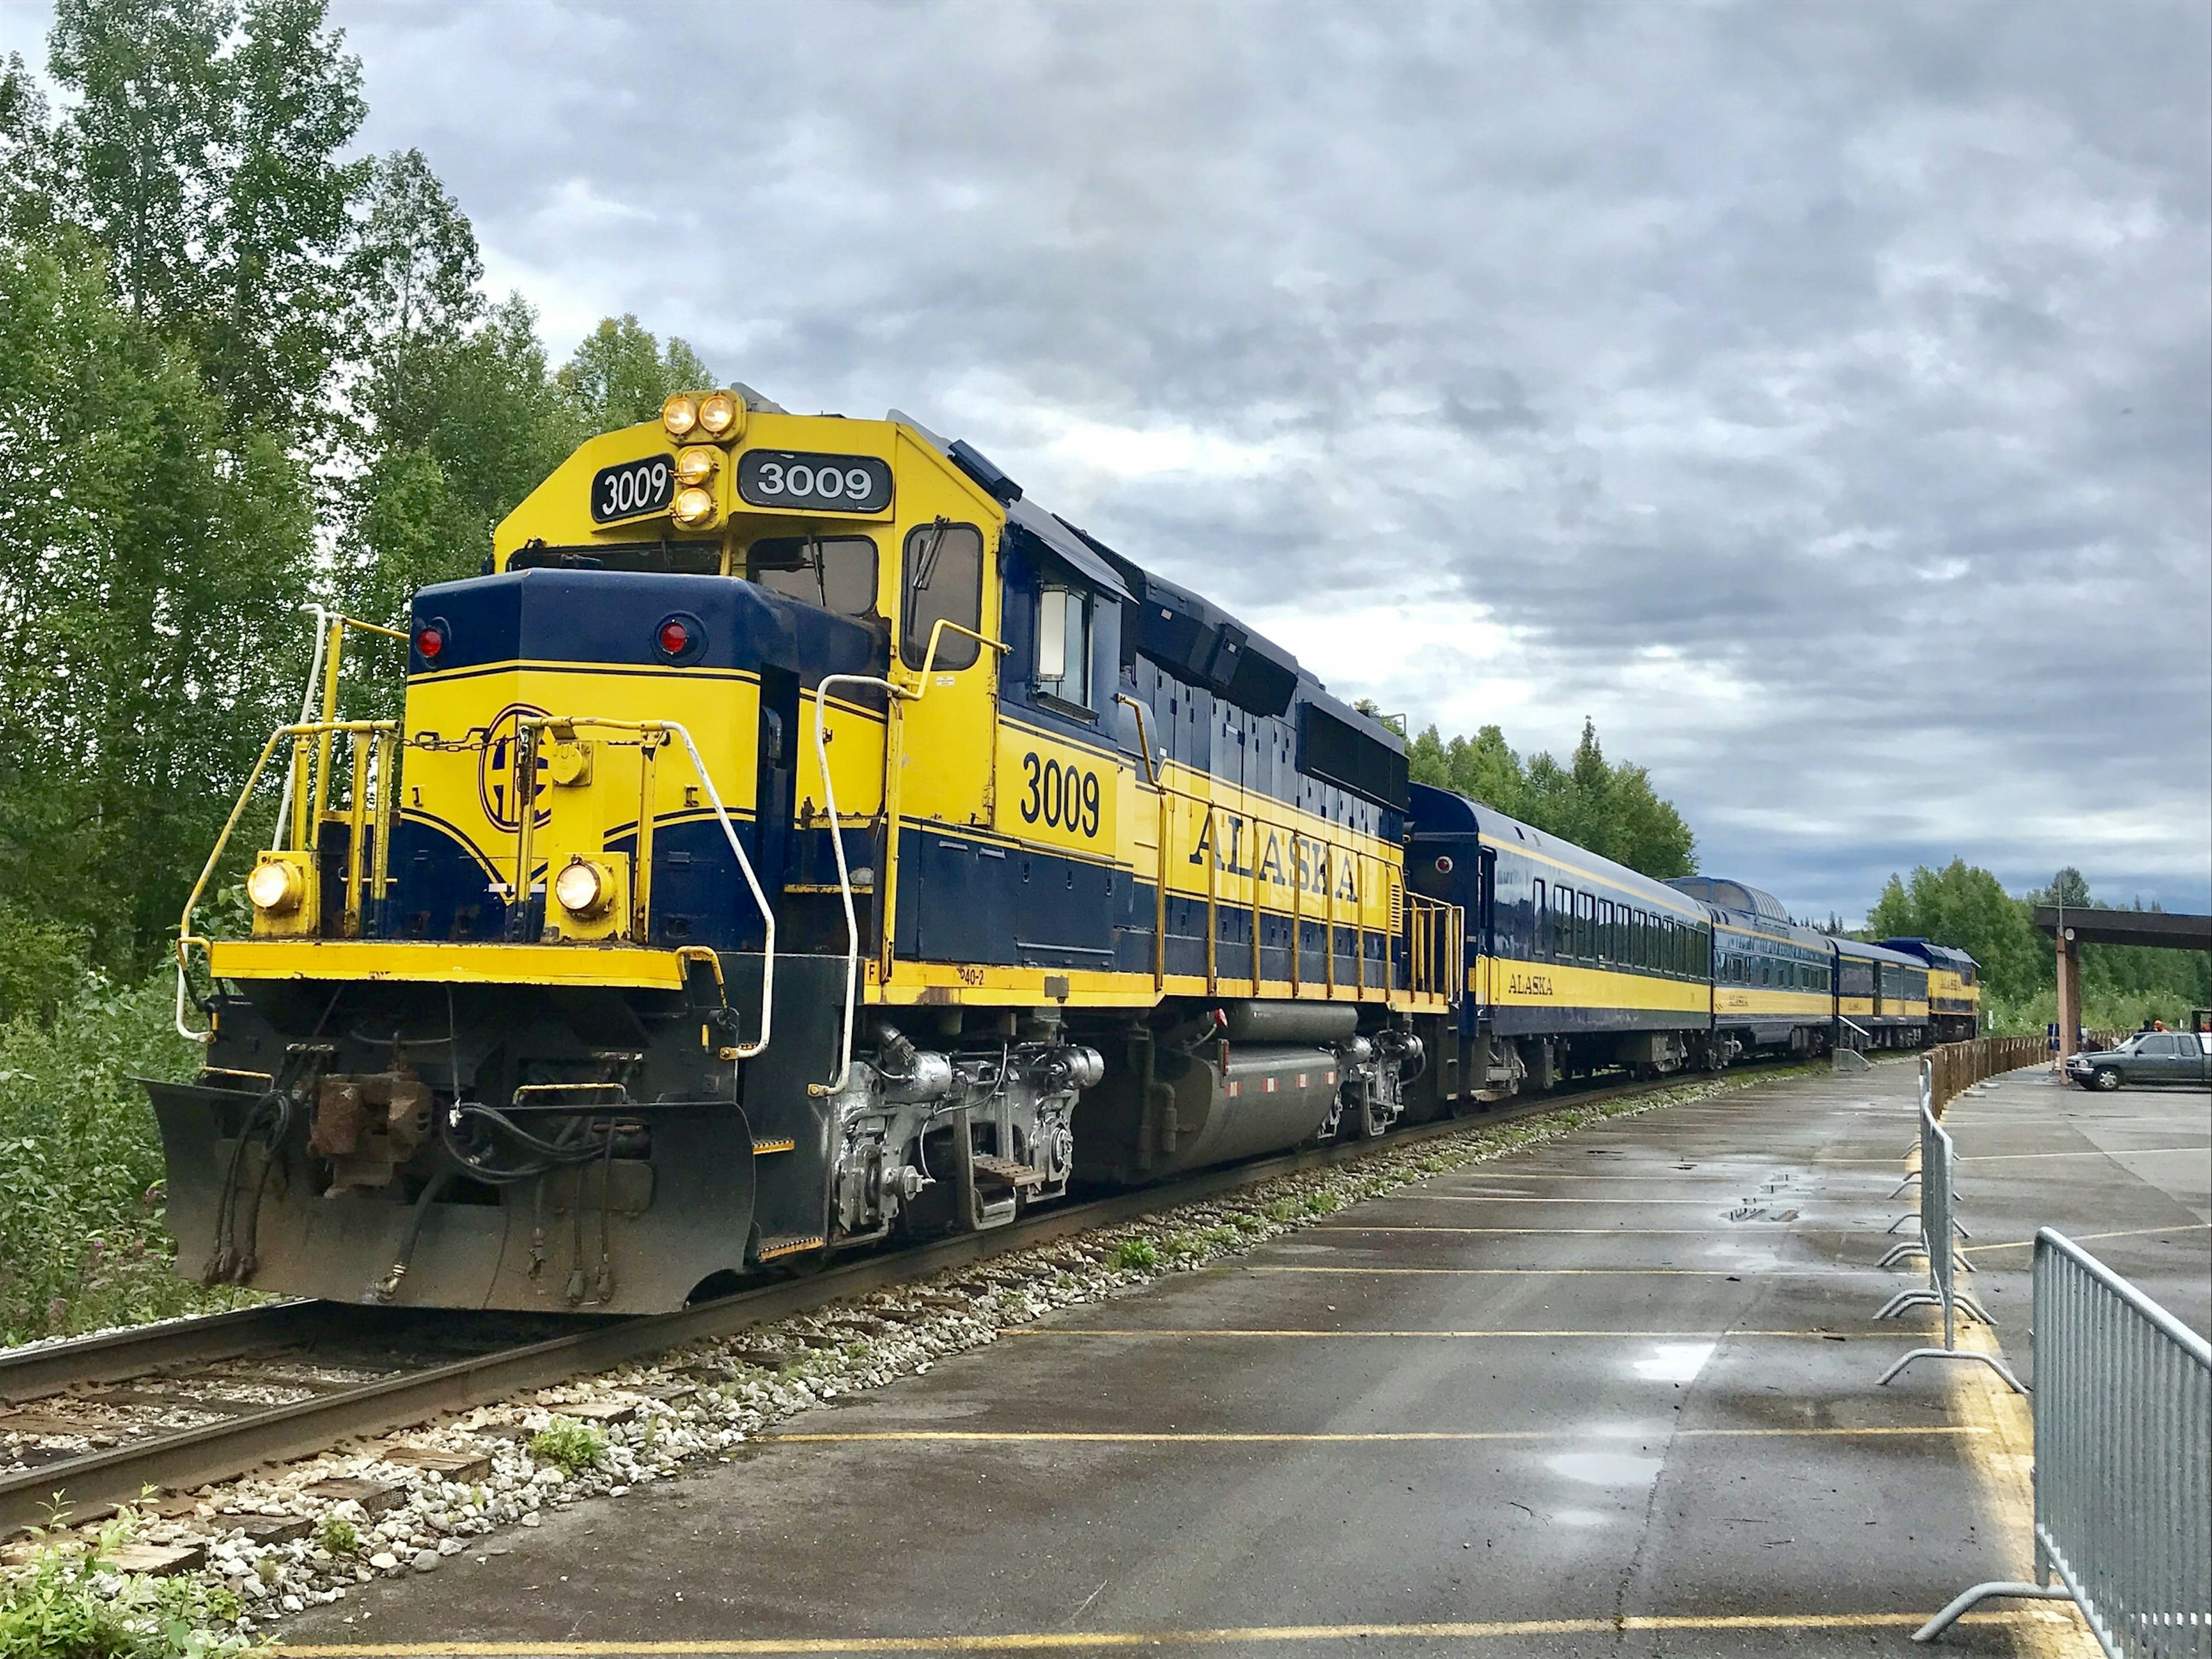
top-left (8, 0), bottom-right (2207, 923)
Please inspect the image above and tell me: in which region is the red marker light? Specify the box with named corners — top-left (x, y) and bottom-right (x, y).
top-left (658, 619), bottom-right (690, 656)
top-left (415, 626), bottom-right (444, 660)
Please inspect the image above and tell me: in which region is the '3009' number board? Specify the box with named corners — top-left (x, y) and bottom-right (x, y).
top-left (590, 456), bottom-right (675, 522)
top-left (737, 450), bottom-right (893, 515)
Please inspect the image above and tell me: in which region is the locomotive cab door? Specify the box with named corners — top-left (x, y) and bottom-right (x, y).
top-left (890, 500), bottom-right (1005, 965)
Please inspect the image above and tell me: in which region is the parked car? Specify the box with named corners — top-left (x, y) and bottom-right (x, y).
top-left (2066, 1031), bottom-right (2212, 1090)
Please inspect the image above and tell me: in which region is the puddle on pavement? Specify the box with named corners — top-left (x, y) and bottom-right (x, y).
top-left (1546, 1449), bottom-right (1663, 1487)
top-left (1548, 1508), bottom-right (1611, 1528)
top-left (1631, 1341), bottom-right (1716, 1382)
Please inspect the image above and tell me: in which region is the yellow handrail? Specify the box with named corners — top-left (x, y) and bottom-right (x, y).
top-left (175, 718), bottom-right (400, 1041)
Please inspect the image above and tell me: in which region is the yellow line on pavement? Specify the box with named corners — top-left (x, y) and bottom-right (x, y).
top-left (1405, 1195), bottom-right (1787, 1205)
top-left (996, 1328), bottom-right (1876, 1339)
top-left (270, 1608), bottom-right (2082, 1656)
top-left (754, 1426), bottom-right (1982, 1444)
top-left (1956, 1145), bottom-right (2208, 1162)
top-left (1432, 1173), bottom-right (1796, 1181)
top-left (1960, 1221), bottom-right (2211, 1256)
top-left (1944, 1319), bottom-right (2099, 1656)
top-left (1244, 1265), bottom-right (1797, 1276)
top-left (1308, 1225), bottom-right (1810, 1235)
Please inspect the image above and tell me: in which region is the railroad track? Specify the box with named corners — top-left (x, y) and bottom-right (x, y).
top-left (0, 1065), bottom-right (1771, 1536)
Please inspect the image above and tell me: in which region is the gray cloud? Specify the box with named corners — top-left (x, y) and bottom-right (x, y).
top-left (10, 0), bottom-right (2205, 919)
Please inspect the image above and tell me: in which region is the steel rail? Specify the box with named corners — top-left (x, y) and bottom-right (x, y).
top-left (0, 1302), bottom-right (336, 1405)
top-left (0, 1062), bottom-right (1755, 1536)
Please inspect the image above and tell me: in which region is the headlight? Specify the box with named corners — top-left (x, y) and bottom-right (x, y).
top-left (675, 445), bottom-right (720, 486)
top-left (672, 484), bottom-right (717, 528)
top-left (698, 389), bottom-right (742, 439)
top-left (553, 858), bottom-right (609, 918)
top-left (247, 859), bottom-right (302, 914)
top-left (661, 393), bottom-right (699, 439)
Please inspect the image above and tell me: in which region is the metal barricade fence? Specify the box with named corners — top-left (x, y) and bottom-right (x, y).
top-left (1876, 1059), bottom-right (2020, 1392)
top-left (1917, 1229), bottom-right (2211, 1655)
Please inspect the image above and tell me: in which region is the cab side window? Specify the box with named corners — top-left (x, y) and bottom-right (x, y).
top-left (1034, 585), bottom-right (1092, 710)
top-left (900, 521), bottom-right (984, 671)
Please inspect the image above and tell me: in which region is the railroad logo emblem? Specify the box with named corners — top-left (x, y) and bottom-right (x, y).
top-left (478, 702), bottom-right (553, 831)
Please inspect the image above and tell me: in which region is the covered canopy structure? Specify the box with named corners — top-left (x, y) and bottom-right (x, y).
top-left (2033, 906), bottom-right (2212, 1059)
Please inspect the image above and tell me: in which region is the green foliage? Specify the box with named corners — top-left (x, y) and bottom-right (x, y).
top-left (1300, 1191), bottom-right (1340, 1215)
top-left (0, 971), bottom-right (253, 1345)
top-left (0, 902), bottom-right (86, 1025)
top-left (528, 1416), bottom-right (607, 1475)
top-left (0, 1507), bottom-right (247, 1657)
top-left (315, 1514), bottom-right (358, 1556)
top-left (1109, 1237), bottom-right (1160, 1271)
top-left (336, 294), bottom-right (588, 635)
top-left (556, 313), bottom-right (712, 433)
top-left (0, 229), bottom-right (317, 969)
top-left (1865, 859), bottom-right (2044, 999)
top-left (0, 56), bottom-right (62, 242)
top-left (1406, 717), bottom-right (1695, 879)
top-left (1868, 860), bottom-right (2210, 1029)
top-left (48, 0), bottom-right (369, 433)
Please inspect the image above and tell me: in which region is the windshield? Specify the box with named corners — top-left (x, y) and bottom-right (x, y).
top-left (747, 535), bottom-right (879, 618)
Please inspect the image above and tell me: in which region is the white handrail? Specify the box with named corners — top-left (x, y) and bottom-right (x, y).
top-left (665, 721), bottom-right (776, 1062)
top-left (273, 604), bottom-right (332, 841)
top-left (810, 673), bottom-right (907, 1097)
top-left (176, 960), bottom-right (213, 1044)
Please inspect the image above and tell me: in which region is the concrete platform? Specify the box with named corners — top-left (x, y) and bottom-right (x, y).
top-left (276, 1061), bottom-right (2207, 1658)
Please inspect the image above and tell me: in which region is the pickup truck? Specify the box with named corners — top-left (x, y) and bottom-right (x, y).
top-left (2067, 1031), bottom-right (2212, 1090)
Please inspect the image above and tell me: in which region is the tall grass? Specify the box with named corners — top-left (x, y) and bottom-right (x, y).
top-left (0, 972), bottom-right (255, 1346)
top-left (1983, 984), bottom-right (2201, 1039)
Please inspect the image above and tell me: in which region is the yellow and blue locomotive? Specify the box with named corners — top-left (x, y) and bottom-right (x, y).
top-left (154, 391), bottom-right (1457, 1311)
top-left (1878, 937), bottom-right (1979, 1042)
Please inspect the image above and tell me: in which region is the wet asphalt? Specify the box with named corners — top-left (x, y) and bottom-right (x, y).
top-left (277, 1062), bottom-right (2207, 1658)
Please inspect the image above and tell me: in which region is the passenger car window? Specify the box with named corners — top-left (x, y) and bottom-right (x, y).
top-left (747, 535), bottom-right (878, 617)
top-left (900, 520), bottom-right (984, 671)
top-left (1531, 880), bottom-right (1546, 953)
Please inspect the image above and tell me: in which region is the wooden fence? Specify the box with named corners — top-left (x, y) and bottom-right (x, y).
top-left (1926, 1035), bottom-right (2048, 1116)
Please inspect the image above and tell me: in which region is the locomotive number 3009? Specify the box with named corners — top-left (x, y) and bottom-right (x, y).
top-left (590, 456), bottom-right (675, 522)
top-left (1020, 752), bottom-right (1101, 838)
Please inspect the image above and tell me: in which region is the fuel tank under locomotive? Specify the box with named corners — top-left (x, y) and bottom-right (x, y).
top-left (1074, 1002), bottom-right (1423, 1185)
